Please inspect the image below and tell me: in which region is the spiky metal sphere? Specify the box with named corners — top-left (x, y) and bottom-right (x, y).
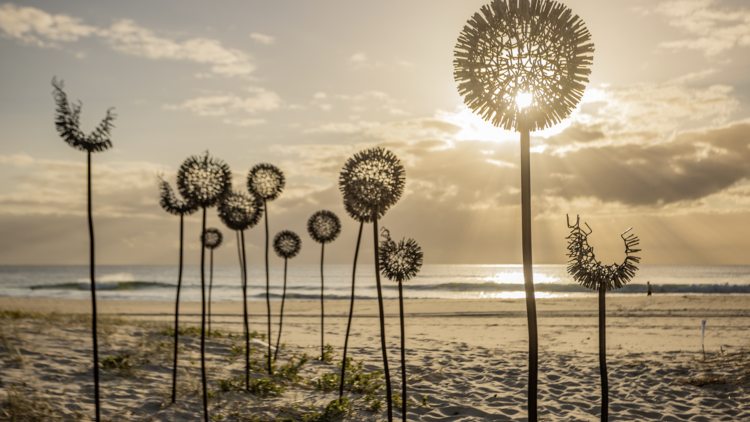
top-left (307, 210), bottom-right (341, 244)
top-left (454, 0), bottom-right (594, 132)
top-left (218, 190), bottom-right (264, 231)
top-left (247, 163), bottom-right (285, 201)
top-left (343, 193), bottom-right (386, 224)
top-left (52, 78), bottom-right (116, 153)
top-left (378, 228), bottom-right (424, 283)
top-left (274, 230), bottom-right (302, 259)
top-left (565, 215), bottom-right (641, 292)
top-left (158, 175), bottom-right (199, 216)
top-left (202, 227), bottom-right (223, 250)
top-left (339, 147), bottom-right (405, 215)
top-left (177, 151), bottom-right (232, 208)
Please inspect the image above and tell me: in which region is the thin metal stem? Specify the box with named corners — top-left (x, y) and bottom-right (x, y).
top-left (599, 285), bottom-right (608, 422)
top-left (320, 243), bottom-right (325, 359)
top-left (241, 230), bottom-right (250, 391)
top-left (171, 213), bottom-right (184, 404)
top-left (373, 208), bottom-right (393, 422)
top-left (200, 207), bottom-right (209, 422)
top-left (208, 249), bottom-right (214, 333)
top-left (87, 152), bottom-right (101, 422)
top-left (275, 258), bottom-right (288, 361)
top-left (264, 198), bottom-right (272, 374)
top-left (339, 221), bottom-right (363, 398)
top-left (398, 282), bottom-right (406, 422)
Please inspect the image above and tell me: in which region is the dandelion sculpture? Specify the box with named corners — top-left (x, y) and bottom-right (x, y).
top-left (247, 163), bottom-right (285, 375)
top-left (379, 228), bottom-right (424, 422)
top-left (202, 227), bottom-right (223, 333)
top-left (177, 152), bottom-right (232, 422)
top-left (338, 195), bottom-right (386, 399)
top-left (454, 2), bottom-right (594, 418)
top-left (307, 210), bottom-right (342, 359)
top-left (339, 147), bottom-right (406, 422)
top-left (52, 78), bottom-right (115, 422)
top-left (218, 190), bottom-right (263, 391)
top-left (566, 215), bottom-right (640, 422)
top-left (158, 174), bottom-right (199, 404)
top-left (272, 230), bottom-right (302, 360)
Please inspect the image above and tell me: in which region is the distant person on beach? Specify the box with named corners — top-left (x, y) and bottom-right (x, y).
top-left (647, 281), bottom-right (652, 296)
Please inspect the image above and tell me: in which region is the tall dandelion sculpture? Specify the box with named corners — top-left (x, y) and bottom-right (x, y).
top-left (272, 230), bottom-right (302, 360)
top-left (158, 174), bottom-right (198, 404)
top-left (52, 78), bottom-right (115, 422)
top-left (339, 147), bottom-right (405, 422)
top-left (202, 227), bottom-right (223, 333)
top-left (379, 228), bottom-right (423, 422)
top-left (454, 1), bottom-right (594, 418)
top-left (177, 152), bottom-right (232, 422)
top-left (247, 163), bottom-right (285, 375)
top-left (566, 215), bottom-right (640, 422)
top-left (218, 190), bottom-right (263, 390)
top-left (307, 210), bottom-right (342, 359)
top-left (338, 196), bottom-right (386, 399)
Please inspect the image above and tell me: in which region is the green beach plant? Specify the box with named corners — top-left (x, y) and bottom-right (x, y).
top-left (379, 228), bottom-right (424, 422)
top-left (247, 163), bottom-right (285, 375)
top-left (566, 215), bottom-right (640, 422)
top-left (272, 230), bottom-right (302, 361)
top-left (202, 227), bottom-right (223, 333)
top-left (454, 2), bottom-right (594, 419)
top-left (177, 151), bottom-right (232, 422)
top-left (307, 210), bottom-right (342, 360)
top-left (217, 190), bottom-right (264, 391)
top-left (157, 175), bottom-right (199, 404)
top-left (339, 146), bottom-right (406, 422)
top-left (51, 77), bottom-right (116, 422)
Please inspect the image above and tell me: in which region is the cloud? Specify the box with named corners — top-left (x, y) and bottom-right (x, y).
top-left (249, 32), bottom-right (275, 45)
top-left (655, 0), bottom-right (750, 55)
top-left (349, 52), bottom-right (382, 69)
top-left (164, 87), bottom-right (281, 118)
top-left (0, 3), bottom-right (255, 77)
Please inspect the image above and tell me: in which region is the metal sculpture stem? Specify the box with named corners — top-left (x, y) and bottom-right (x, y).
top-left (263, 198), bottom-right (272, 374)
top-left (240, 230), bottom-right (250, 391)
top-left (275, 257), bottom-right (288, 361)
top-left (171, 213), bottom-right (185, 404)
top-left (599, 284), bottom-right (608, 422)
top-left (339, 221), bottom-right (363, 398)
top-left (373, 207), bottom-right (393, 422)
top-left (520, 119), bottom-right (539, 422)
top-left (320, 243), bottom-right (325, 359)
top-left (87, 152), bottom-right (101, 422)
top-left (199, 207), bottom-right (209, 422)
top-left (208, 249), bottom-right (214, 333)
top-left (398, 281), bottom-right (407, 422)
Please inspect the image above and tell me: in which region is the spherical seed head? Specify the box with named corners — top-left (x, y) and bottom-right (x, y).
top-left (339, 147), bottom-right (405, 216)
top-left (202, 227), bottom-right (223, 250)
top-left (158, 176), bottom-right (198, 216)
top-left (454, 0), bottom-right (594, 132)
top-left (273, 230), bottom-right (302, 259)
top-left (247, 163), bottom-right (285, 201)
top-left (177, 152), bottom-right (232, 208)
top-left (379, 228), bottom-right (424, 283)
top-left (218, 190), bottom-right (264, 231)
top-left (307, 210), bottom-right (341, 244)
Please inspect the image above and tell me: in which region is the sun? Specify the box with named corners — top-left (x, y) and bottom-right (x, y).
top-left (516, 92), bottom-right (533, 109)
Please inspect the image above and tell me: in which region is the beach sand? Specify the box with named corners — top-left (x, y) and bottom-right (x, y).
top-left (1, 295), bottom-right (748, 421)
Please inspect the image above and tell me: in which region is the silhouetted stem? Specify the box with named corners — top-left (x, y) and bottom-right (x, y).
top-left (599, 285), bottom-right (608, 422)
top-left (398, 282), bottom-right (406, 422)
top-left (200, 207), bottom-right (209, 422)
top-left (171, 213), bottom-right (185, 404)
top-left (373, 208), bottom-right (393, 422)
top-left (208, 249), bottom-right (214, 333)
top-left (264, 198), bottom-right (272, 374)
top-left (239, 230), bottom-right (250, 391)
top-left (520, 119), bottom-right (539, 422)
top-left (339, 221), bottom-right (363, 399)
top-left (320, 243), bottom-right (325, 359)
top-left (274, 258), bottom-right (288, 361)
top-left (87, 152), bottom-right (101, 422)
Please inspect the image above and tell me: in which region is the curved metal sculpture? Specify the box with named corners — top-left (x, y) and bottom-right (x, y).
top-left (379, 228), bottom-right (423, 422)
top-left (218, 190), bottom-right (263, 391)
top-left (177, 151), bottom-right (231, 422)
top-left (566, 215), bottom-right (640, 422)
top-left (52, 78), bottom-right (115, 422)
top-left (202, 228), bottom-right (223, 333)
top-left (307, 210), bottom-right (341, 359)
top-left (454, 2), bottom-right (593, 419)
top-left (158, 175), bottom-right (198, 404)
top-left (247, 163), bottom-right (285, 375)
top-left (272, 230), bottom-right (302, 360)
top-left (339, 146), bottom-right (405, 422)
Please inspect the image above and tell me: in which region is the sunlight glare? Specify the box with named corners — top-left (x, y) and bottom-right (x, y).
top-left (516, 92), bottom-right (533, 109)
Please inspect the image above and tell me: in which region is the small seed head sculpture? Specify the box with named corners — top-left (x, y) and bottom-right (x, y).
top-left (247, 163), bottom-right (285, 201)
top-left (218, 190), bottom-right (264, 232)
top-left (159, 175), bottom-right (199, 217)
top-left (339, 147), bottom-right (405, 214)
top-left (177, 152), bottom-right (232, 208)
top-left (274, 230), bottom-right (302, 259)
top-left (307, 210), bottom-right (342, 245)
top-left (202, 228), bottom-right (223, 250)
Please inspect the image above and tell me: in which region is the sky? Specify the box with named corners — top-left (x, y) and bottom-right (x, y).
top-left (1, 0), bottom-right (750, 266)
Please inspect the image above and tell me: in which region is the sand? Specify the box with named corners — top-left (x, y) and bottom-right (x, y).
top-left (1, 295), bottom-right (749, 421)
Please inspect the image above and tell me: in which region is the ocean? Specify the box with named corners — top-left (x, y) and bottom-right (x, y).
top-left (1, 265), bottom-right (750, 302)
